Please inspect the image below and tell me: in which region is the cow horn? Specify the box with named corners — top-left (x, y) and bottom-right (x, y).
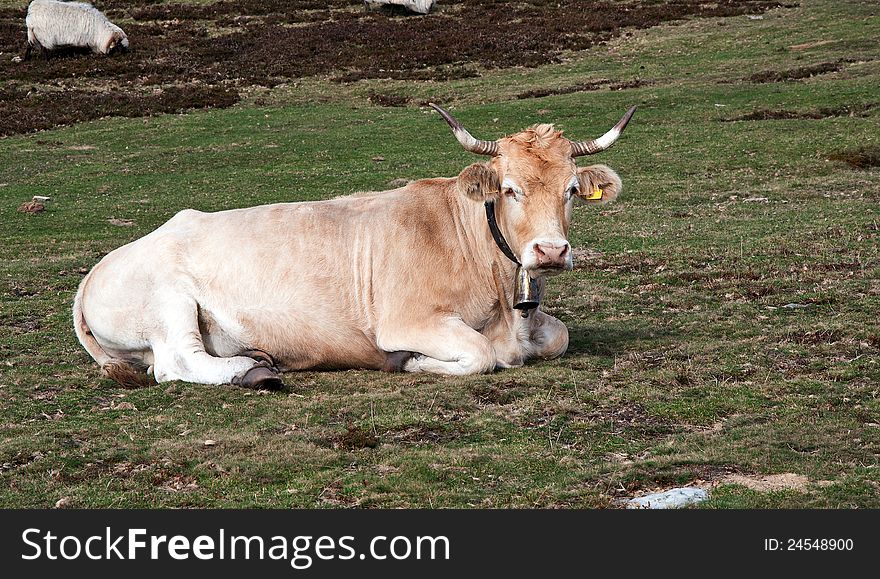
top-left (429, 103), bottom-right (499, 157)
top-left (569, 106), bottom-right (637, 157)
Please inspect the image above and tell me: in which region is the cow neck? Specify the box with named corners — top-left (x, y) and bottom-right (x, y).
top-left (482, 199), bottom-right (541, 317)
top-left (484, 200), bottom-right (520, 266)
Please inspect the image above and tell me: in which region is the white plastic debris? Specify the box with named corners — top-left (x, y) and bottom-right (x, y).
top-left (626, 487), bottom-right (709, 509)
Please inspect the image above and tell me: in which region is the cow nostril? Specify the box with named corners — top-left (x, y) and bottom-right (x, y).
top-left (559, 244), bottom-right (569, 258)
top-left (533, 243), bottom-right (546, 257)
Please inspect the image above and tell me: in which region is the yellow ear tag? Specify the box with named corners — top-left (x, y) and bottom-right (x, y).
top-left (585, 187), bottom-right (604, 200)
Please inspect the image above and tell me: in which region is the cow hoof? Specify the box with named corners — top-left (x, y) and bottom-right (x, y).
top-left (233, 365), bottom-right (284, 390)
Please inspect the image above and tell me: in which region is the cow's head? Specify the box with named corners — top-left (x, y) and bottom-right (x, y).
top-left (432, 104), bottom-right (634, 277)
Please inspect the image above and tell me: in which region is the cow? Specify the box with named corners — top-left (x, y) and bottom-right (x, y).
top-left (73, 104), bottom-right (635, 389)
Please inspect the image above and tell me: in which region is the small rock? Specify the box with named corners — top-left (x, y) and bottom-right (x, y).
top-left (54, 497), bottom-right (71, 509)
top-left (781, 303), bottom-right (810, 309)
top-left (12, 55), bottom-right (22, 63)
top-left (626, 487), bottom-right (709, 509)
top-left (203, 439), bottom-right (217, 447)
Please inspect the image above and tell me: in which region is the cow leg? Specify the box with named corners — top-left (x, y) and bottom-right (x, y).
top-left (150, 297), bottom-right (282, 388)
top-left (380, 318), bottom-right (496, 376)
top-left (240, 349), bottom-right (276, 368)
top-left (152, 338), bottom-right (279, 387)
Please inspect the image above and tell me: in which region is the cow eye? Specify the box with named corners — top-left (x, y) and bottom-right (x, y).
top-left (503, 188), bottom-right (518, 200)
top-left (566, 185), bottom-right (579, 199)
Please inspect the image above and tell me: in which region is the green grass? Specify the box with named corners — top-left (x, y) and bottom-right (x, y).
top-left (1, 0), bottom-right (879, 508)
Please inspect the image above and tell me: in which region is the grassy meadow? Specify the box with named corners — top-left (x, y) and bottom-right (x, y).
top-left (0, 0), bottom-right (878, 508)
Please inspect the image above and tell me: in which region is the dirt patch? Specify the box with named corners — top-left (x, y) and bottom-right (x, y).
top-left (0, 84), bottom-right (238, 138)
top-left (719, 472), bottom-right (812, 492)
top-left (0, 450), bottom-right (44, 473)
top-left (747, 59), bottom-right (853, 83)
top-left (722, 102), bottom-right (876, 121)
top-left (471, 379), bottom-right (527, 405)
top-left (608, 464), bottom-right (737, 499)
top-left (3, 314), bottom-right (42, 334)
top-left (517, 78), bottom-right (653, 100)
top-left (582, 403), bottom-right (683, 436)
top-left (0, 0), bottom-right (785, 136)
top-left (119, 0), bottom-right (355, 23)
top-left (157, 474), bottom-right (199, 492)
top-left (614, 469), bottom-right (817, 504)
top-left (368, 92), bottom-right (410, 107)
top-left (6, 281), bottom-right (40, 298)
top-left (334, 425), bottom-right (379, 450)
top-left (828, 146), bottom-right (880, 169)
top-left (783, 329), bottom-right (841, 345)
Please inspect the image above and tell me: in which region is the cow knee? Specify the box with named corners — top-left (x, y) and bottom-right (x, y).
top-left (459, 342), bottom-right (496, 374)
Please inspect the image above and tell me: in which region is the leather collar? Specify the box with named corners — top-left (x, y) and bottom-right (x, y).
top-left (484, 200), bottom-right (520, 266)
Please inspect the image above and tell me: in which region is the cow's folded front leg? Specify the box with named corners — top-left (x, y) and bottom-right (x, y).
top-left (526, 310), bottom-right (569, 361)
top-left (378, 317), bottom-right (497, 376)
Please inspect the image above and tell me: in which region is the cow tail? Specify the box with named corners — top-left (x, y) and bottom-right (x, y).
top-left (73, 272), bottom-right (152, 388)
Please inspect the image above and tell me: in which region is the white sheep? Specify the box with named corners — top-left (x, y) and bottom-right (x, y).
top-left (25, 0), bottom-right (129, 59)
top-left (363, 0), bottom-right (437, 15)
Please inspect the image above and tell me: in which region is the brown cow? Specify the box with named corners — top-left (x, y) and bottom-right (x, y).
top-left (73, 104), bottom-right (635, 388)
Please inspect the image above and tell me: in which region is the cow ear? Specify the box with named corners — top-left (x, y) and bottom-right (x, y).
top-left (457, 162), bottom-right (501, 202)
top-left (576, 164), bottom-right (622, 205)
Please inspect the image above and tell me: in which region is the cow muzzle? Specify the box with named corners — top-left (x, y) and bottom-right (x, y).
top-left (522, 239), bottom-right (572, 275)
